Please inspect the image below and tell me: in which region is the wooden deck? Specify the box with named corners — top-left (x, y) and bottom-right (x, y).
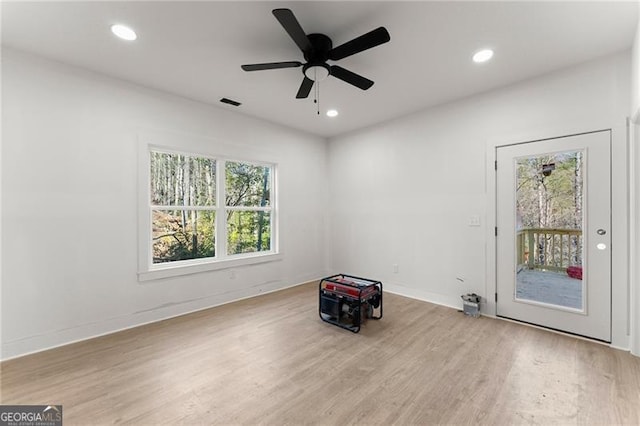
top-left (516, 269), bottom-right (583, 309)
top-left (2, 282), bottom-right (639, 425)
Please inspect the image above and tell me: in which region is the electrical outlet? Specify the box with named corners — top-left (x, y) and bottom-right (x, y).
top-left (230, 270), bottom-right (236, 280)
top-left (393, 264), bottom-right (399, 273)
top-left (468, 215), bottom-right (480, 227)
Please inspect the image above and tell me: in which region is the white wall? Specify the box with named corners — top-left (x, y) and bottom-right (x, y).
top-left (328, 52), bottom-right (631, 348)
top-left (1, 49), bottom-right (329, 360)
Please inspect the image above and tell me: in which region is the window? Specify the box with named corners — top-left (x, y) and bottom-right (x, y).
top-left (225, 161), bottom-right (272, 255)
top-left (151, 151), bottom-right (217, 263)
top-left (142, 146), bottom-right (277, 279)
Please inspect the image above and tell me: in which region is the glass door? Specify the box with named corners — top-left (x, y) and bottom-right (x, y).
top-left (496, 131), bottom-right (611, 342)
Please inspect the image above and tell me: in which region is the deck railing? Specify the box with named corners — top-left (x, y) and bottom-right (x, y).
top-left (516, 228), bottom-right (582, 272)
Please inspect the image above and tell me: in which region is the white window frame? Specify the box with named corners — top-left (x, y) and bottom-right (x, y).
top-left (138, 137), bottom-right (280, 282)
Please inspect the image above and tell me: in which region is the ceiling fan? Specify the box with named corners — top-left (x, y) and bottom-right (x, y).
top-left (241, 8), bottom-right (390, 99)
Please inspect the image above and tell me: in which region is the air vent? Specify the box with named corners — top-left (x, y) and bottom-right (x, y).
top-left (220, 98), bottom-right (241, 107)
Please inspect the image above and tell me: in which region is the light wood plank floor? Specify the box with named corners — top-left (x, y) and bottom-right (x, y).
top-left (2, 282), bottom-right (640, 425)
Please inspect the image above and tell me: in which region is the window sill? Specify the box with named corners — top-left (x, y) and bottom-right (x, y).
top-left (138, 252), bottom-right (283, 282)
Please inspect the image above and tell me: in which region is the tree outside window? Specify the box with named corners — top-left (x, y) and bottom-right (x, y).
top-left (150, 150), bottom-right (274, 265)
top-left (225, 161), bottom-right (271, 255)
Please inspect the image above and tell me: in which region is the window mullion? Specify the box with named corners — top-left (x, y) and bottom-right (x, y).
top-left (218, 159), bottom-right (227, 260)
top-left (151, 205), bottom-right (216, 211)
top-left (225, 206), bottom-right (272, 212)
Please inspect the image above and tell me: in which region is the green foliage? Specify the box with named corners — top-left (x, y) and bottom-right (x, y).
top-left (149, 152), bottom-right (273, 263)
top-left (227, 211), bottom-right (271, 255)
top-left (226, 162), bottom-right (271, 255)
top-left (152, 210), bottom-right (215, 263)
top-left (516, 151), bottom-right (582, 229)
top-left (225, 162), bottom-right (270, 207)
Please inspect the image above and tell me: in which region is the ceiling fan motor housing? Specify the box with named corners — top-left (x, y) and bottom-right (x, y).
top-left (304, 33), bottom-right (333, 63)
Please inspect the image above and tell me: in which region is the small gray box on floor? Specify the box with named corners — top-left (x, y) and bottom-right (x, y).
top-left (462, 300), bottom-right (480, 317)
top-left (461, 293), bottom-right (481, 317)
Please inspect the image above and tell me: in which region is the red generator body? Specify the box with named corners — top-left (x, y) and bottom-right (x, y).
top-left (567, 265), bottom-right (583, 280)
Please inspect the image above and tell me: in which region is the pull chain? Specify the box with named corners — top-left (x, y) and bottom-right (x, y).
top-left (316, 80), bottom-right (320, 115)
top-left (312, 67), bottom-right (320, 115)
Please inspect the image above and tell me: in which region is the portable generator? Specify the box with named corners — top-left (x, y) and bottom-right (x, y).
top-left (319, 274), bottom-right (383, 333)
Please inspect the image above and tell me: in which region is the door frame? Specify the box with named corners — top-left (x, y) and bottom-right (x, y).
top-left (484, 122), bottom-right (629, 348)
top-left (631, 112), bottom-right (640, 356)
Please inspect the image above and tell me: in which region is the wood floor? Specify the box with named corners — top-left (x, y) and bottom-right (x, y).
top-left (2, 282), bottom-right (640, 425)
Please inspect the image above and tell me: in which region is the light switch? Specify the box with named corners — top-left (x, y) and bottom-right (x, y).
top-left (468, 215), bottom-right (480, 227)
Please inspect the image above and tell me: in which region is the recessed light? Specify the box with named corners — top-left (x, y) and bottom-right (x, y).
top-left (326, 109), bottom-right (338, 117)
top-left (473, 49), bottom-right (493, 63)
top-left (111, 24), bottom-right (137, 41)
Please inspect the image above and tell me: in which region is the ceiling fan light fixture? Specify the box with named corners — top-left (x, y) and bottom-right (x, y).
top-left (304, 64), bottom-right (330, 81)
top-left (326, 109), bottom-right (338, 117)
top-left (111, 24), bottom-right (137, 41)
top-left (472, 48), bottom-right (493, 63)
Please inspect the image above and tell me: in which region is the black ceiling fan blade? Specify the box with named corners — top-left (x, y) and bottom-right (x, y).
top-left (330, 65), bottom-right (374, 90)
top-left (329, 27), bottom-right (390, 61)
top-left (241, 61), bottom-right (302, 71)
top-left (296, 77), bottom-right (314, 98)
top-left (272, 8), bottom-right (312, 53)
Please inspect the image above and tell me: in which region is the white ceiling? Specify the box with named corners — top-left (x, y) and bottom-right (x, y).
top-left (2, 1), bottom-right (638, 138)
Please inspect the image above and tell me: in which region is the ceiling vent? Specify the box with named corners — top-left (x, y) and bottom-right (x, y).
top-left (220, 98), bottom-right (241, 107)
